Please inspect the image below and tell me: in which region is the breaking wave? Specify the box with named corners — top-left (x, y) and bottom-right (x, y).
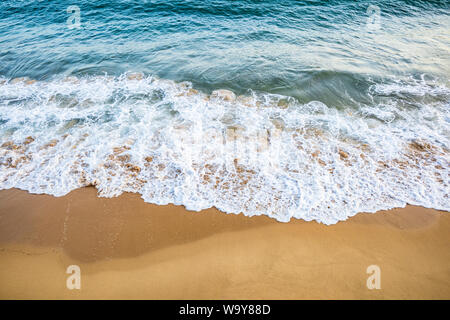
top-left (0, 74), bottom-right (448, 224)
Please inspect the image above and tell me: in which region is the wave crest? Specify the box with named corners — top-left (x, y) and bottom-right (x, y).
top-left (0, 74), bottom-right (448, 224)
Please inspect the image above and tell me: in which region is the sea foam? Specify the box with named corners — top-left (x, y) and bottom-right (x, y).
top-left (0, 74), bottom-right (448, 224)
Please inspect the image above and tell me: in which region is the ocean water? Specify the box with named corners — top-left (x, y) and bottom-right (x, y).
top-left (0, 0), bottom-right (449, 224)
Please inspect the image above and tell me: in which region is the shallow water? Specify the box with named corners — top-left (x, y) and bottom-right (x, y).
top-left (0, 0), bottom-right (449, 223)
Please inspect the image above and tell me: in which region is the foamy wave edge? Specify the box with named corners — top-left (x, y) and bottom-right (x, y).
top-left (0, 73), bottom-right (449, 224)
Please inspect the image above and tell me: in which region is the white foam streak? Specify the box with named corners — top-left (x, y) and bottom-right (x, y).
top-left (0, 75), bottom-right (448, 224)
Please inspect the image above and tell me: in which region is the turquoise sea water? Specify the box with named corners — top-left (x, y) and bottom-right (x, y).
top-left (0, 0), bottom-right (449, 223)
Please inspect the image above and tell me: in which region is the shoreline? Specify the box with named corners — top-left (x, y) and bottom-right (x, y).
top-left (0, 187), bottom-right (449, 299)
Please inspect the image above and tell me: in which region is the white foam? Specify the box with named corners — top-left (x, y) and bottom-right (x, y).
top-left (0, 74), bottom-right (448, 224)
top-left (370, 76), bottom-right (450, 97)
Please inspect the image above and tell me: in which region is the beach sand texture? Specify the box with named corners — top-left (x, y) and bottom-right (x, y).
top-left (0, 187), bottom-right (448, 299)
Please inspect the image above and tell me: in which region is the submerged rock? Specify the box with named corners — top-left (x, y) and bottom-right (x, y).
top-left (63, 76), bottom-right (79, 84)
top-left (10, 77), bottom-right (28, 84)
top-left (211, 89), bottom-right (236, 102)
top-left (127, 73), bottom-right (144, 81)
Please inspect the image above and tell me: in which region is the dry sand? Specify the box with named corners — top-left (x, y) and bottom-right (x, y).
top-left (0, 187), bottom-right (449, 299)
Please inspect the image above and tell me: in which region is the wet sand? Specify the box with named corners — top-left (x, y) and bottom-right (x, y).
top-left (0, 187), bottom-right (449, 299)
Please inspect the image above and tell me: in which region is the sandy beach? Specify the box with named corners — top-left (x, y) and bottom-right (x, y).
top-left (0, 187), bottom-right (448, 299)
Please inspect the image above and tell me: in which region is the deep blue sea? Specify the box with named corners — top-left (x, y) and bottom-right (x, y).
top-left (0, 0), bottom-right (449, 223)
